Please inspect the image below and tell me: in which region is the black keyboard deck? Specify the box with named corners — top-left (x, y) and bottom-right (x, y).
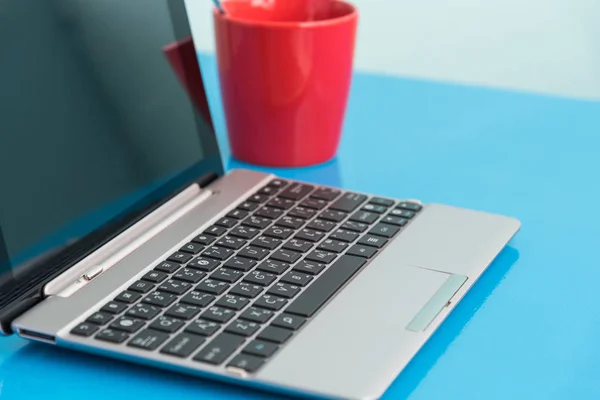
top-left (70, 179), bottom-right (422, 373)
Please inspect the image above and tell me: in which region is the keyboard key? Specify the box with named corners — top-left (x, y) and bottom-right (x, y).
top-left (237, 201), bottom-right (259, 211)
top-left (397, 201), bottom-right (422, 212)
top-left (341, 221), bottom-right (369, 233)
top-left (369, 223), bottom-right (400, 238)
top-left (224, 256), bottom-right (257, 272)
top-left (257, 260), bottom-right (290, 275)
top-left (180, 242), bottom-right (204, 255)
top-left (263, 226), bottom-right (294, 240)
top-left (382, 215), bottom-right (408, 226)
top-left (369, 197), bottom-right (395, 207)
top-left (254, 295), bottom-right (287, 311)
top-left (196, 279), bottom-right (229, 295)
top-left (193, 333), bottom-right (244, 365)
top-left (267, 282), bottom-right (301, 299)
top-left (158, 279), bottom-right (192, 295)
top-left (154, 261), bottom-right (181, 274)
top-left (110, 317), bottom-right (145, 333)
top-left (306, 249), bottom-right (337, 264)
top-left (225, 320), bottom-right (261, 337)
top-left (115, 290), bottom-right (142, 304)
top-left (173, 268), bottom-right (206, 284)
top-left (215, 217), bottom-right (237, 229)
top-left (202, 306), bottom-right (236, 323)
top-left (361, 204), bottom-right (388, 214)
top-left (280, 271), bottom-right (312, 287)
top-left (347, 245), bottom-right (378, 259)
top-left (306, 219), bottom-right (336, 232)
top-left (150, 316), bottom-right (185, 333)
top-left (286, 255), bottom-right (366, 318)
top-left (141, 271), bottom-right (168, 284)
top-left (227, 209), bottom-right (249, 220)
top-left (143, 291), bottom-right (177, 308)
top-left (216, 294), bottom-right (250, 311)
top-left (358, 235), bottom-right (388, 248)
top-left (258, 326), bottom-right (292, 344)
top-left (237, 246), bottom-right (269, 261)
top-left (244, 270), bottom-right (277, 286)
top-left (211, 268), bottom-right (244, 283)
top-left (229, 282), bottom-right (263, 298)
top-left (165, 303), bottom-right (202, 320)
top-left (205, 225), bottom-right (227, 236)
top-left (126, 304), bottom-right (161, 320)
top-left (203, 246), bottom-right (234, 261)
top-left (319, 210), bottom-right (347, 223)
top-left (101, 301), bottom-right (128, 314)
top-left (330, 229), bottom-right (359, 243)
top-left (318, 239), bottom-right (348, 253)
top-left (278, 183), bottom-right (314, 200)
top-left (186, 319), bottom-right (220, 336)
top-left (248, 193), bottom-right (270, 203)
top-left (300, 198), bottom-right (327, 210)
top-left (216, 236), bottom-right (247, 250)
top-left (192, 233), bottom-right (217, 246)
top-left (293, 260), bottom-right (325, 275)
top-left (282, 238), bottom-right (313, 253)
top-left (258, 186), bottom-right (278, 196)
top-left (128, 280), bottom-right (154, 294)
top-left (271, 314), bottom-right (306, 330)
top-left (276, 216), bottom-right (305, 230)
top-left (311, 187), bottom-right (341, 201)
top-left (128, 329), bottom-right (169, 351)
top-left (255, 206), bottom-right (285, 220)
top-left (87, 312), bottom-right (113, 325)
top-left (268, 179), bottom-right (288, 188)
top-left (240, 307), bottom-right (274, 324)
top-left (330, 193), bottom-right (368, 213)
top-left (288, 207), bottom-right (317, 220)
top-left (243, 216), bottom-right (271, 230)
top-left (271, 248), bottom-right (302, 264)
top-left (230, 225), bottom-right (260, 239)
top-left (295, 228), bottom-right (325, 243)
top-left (243, 340), bottom-right (279, 358)
top-left (266, 197), bottom-right (295, 210)
top-left (251, 235), bottom-right (282, 250)
top-left (95, 329), bottom-right (129, 344)
top-left (188, 256), bottom-right (220, 272)
top-left (389, 209), bottom-right (415, 219)
top-left (349, 211), bottom-right (379, 225)
top-left (181, 291), bottom-right (215, 307)
top-left (168, 251), bottom-right (193, 264)
top-left (161, 333), bottom-right (206, 358)
top-left (231, 342), bottom-right (271, 368)
top-left (71, 322), bottom-right (99, 337)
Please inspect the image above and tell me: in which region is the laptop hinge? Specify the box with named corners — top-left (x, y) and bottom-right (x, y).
top-left (43, 183), bottom-right (213, 297)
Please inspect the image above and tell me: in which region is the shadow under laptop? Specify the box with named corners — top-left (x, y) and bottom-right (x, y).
top-left (1, 246), bottom-right (518, 400)
top-left (382, 245), bottom-right (520, 399)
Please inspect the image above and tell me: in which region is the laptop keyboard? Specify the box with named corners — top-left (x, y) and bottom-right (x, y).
top-left (70, 179), bottom-right (422, 373)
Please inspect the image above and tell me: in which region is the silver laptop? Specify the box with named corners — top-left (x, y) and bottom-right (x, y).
top-left (0, 1), bottom-right (520, 399)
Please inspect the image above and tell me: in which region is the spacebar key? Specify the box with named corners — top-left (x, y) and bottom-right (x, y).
top-left (285, 255), bottom-right (366, 317)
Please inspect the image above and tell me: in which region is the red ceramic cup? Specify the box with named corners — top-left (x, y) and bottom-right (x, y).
top-left (213, 1), bottom-right (358, 167)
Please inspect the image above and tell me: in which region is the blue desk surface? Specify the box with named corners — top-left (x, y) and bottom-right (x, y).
top-left (2, 54), bottom-right (600, 399)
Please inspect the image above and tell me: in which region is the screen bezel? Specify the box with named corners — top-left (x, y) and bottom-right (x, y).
top-left (0, 0), bottom-right (224, 333)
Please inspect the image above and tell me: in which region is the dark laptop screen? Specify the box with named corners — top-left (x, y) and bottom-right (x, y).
top-left (0, 0), bottom-right (222, 301)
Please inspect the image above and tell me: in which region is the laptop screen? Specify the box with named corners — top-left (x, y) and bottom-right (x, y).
top-left (0, 0), bottom-right (222, 305)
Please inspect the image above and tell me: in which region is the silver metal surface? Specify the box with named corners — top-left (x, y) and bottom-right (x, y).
top-left (13, 172), bottom-right (520, 400)
top-left (83, 265), bottom-right (104, 281)
top-left (44, 183), bottom-right (206, 296)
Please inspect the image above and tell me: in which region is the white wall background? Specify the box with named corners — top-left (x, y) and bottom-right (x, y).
top-left (185, 0), bottom-right (600, 100)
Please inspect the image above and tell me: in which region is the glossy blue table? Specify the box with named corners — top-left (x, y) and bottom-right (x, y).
top-left (2, 54), bottom-right (600, 400)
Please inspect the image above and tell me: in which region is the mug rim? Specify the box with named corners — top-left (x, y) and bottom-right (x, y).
top-left (213, 0), bottom-right (357, 29)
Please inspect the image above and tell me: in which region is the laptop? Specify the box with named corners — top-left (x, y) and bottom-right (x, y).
top-left (0, 1), bottom-right (520, 399)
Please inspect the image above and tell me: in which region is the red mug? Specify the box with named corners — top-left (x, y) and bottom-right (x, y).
top-left (213, 1), bottom-right (358, 167)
